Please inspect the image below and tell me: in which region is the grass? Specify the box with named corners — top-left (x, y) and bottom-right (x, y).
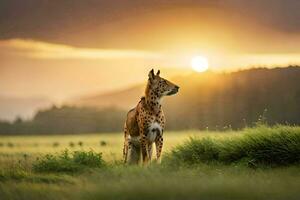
top-left (0, 169), bottom-right (73, 184)
top-left (1, 164), bottom-right (300, 200)
top-left (0, 126), bottom-right (300, 200)
top-left (79, 165), bottom-right (300, 200)
top-left (32, 150), bottom-right (105, 173)
top-left (168, 125), bottom-right (300, 167)
top-left (0, 131), bottom-right (201, 162)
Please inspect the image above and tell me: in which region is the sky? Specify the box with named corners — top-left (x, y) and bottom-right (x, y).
top-left (1, 0), bottom-right (300, 101)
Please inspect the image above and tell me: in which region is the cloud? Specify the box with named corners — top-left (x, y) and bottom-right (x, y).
top-left (1, 0), bottom-right (299, 51)
top-left (223, 0), bottom-right (300, 33)
top-left (0, 39), bottom-right (159, 59)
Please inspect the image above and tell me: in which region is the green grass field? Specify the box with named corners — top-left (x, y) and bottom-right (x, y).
top-left (1, 126), bottom-right (300, 200)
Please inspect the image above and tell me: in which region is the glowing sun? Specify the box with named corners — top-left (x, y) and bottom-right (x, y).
top-left (191, 56), bottom-right (209, 72)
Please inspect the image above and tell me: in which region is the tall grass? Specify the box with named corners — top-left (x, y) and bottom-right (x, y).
top-left (32, 150), bottom-right (105, 173)
top-left (1, 128), bottom-right (300, 200)
top-left (167, 125), bottom-right (300, 166)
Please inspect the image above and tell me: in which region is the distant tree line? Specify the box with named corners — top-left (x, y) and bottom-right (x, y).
top-left (0, 106), bottom-right (126, 134)
top-left (0, 66), bottom-right (299, 135)
top-left (164, 66), bottom-right (300, 130)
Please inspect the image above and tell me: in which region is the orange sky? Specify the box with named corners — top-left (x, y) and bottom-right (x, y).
top-left (1, 1), bottom-right (300, 101)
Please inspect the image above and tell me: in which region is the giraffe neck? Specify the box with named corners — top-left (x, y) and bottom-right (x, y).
top-left (145, 84), bottom-right (162, 113)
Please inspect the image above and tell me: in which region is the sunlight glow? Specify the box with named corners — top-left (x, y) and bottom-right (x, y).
top-left (191, 56), bottom-right (209, 72)
top-left (0, 39), bottom-right (159, 59)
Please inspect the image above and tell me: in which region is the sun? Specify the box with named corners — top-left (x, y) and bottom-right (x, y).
top-left (191, 56), bottom-right (209, 72)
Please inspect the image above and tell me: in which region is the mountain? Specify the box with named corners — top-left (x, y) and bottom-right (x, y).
top-left (0, 96), bottom-right (52, 121)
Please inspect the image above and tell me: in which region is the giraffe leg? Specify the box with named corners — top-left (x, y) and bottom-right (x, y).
top-left (155, 135), bottom-right (164, 163)
top-left (141, 135), bottom-right (149, 165)
top-left (127, 138), bottom-right (141, 165)
top-left (148, 143), bottom-right (153, 162)
top-left (123, 124), bottom-right (130, 163)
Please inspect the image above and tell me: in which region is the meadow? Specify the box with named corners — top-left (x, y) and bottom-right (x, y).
top-left (0, 126), bottom-right (300, 200)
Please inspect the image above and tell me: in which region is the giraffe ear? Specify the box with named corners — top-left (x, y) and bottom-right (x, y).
top-left (156, 70), bottom-right (160, 76)
top-left (148, 69), bottom-right (155, 80)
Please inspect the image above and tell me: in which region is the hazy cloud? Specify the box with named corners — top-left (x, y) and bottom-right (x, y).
top-left (0, 39), bottom-right (159, 59)
top-left (0, 0), bottom-right (299, 50)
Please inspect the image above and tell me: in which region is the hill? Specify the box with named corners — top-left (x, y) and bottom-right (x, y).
top-left (1, 66), bottom-right (300, 134)
top-left (69, 85), bottom-right (144, 110)
top-left (70, 66), bottom-right (300, 130)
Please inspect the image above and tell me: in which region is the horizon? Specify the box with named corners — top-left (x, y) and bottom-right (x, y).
top-left (1, 66), bottom-right (299, 122)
